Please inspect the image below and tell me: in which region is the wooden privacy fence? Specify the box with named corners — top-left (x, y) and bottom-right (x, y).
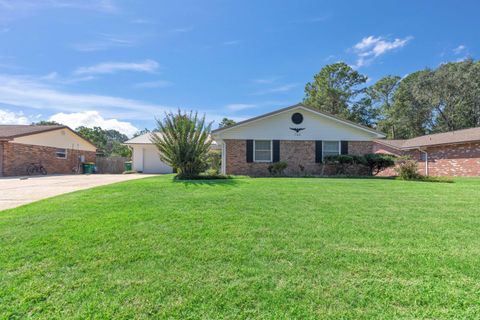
top-left (95, 157), bottom-right (129, 174)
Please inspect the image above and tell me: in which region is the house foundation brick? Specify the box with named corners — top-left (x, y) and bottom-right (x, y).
top-left (224, 139), bottom-right (373, 176)
top-left (1, 142), bottom-right (96, 177)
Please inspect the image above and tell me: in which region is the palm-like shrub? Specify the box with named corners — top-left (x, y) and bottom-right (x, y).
top-left (151, 110), bottom-right (212, 179)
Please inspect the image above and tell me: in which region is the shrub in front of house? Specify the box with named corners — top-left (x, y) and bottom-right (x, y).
top-left (395, 158), bottom-right (421, 180)
top-left (363, 153), bottom-right (396, 176)
top-left (151, 110), bottom-right (212, 179)
top-left (268, 161), bottom-right (288, 176)
top-left (323, 155), bottom-right (365, 175)
top-left (394, 158), bottom-right (453, 183)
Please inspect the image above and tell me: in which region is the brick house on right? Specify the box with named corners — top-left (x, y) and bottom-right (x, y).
top-left (373, 127), bottom-right (480, 177)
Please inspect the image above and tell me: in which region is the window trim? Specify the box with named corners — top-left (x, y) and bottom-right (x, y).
top-left (322, 140), bottom-right (340, 161)
top-left (253, 140), bottom-right (273, 163)
top-left (55, 148), bottom-right (67, 159)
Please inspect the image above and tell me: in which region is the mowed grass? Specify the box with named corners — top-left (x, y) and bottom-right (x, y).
top-left (1, 176), bottom-right (480, 319)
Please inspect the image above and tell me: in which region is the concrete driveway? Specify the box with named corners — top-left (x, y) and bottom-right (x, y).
top-left (0, 174), bottom-right (156, 211)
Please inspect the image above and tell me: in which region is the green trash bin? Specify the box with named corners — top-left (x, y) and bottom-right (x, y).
top-left (124, 161), bottom-right (132, 172)
top-left (82, 162), bottom-right (95, 174)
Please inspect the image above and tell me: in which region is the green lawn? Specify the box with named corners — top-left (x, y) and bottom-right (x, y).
top-left (1, 176), bottom-right (480, 319)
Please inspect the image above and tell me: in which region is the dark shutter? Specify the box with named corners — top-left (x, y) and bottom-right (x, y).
top-left (246, 140), bottom-right (253, 163)
top-left (341, 141), bottom-right (348, 155)
top-left (272, 140), bottom-right (280, 162)
top-left (315, 140), bottom-right (322, 163)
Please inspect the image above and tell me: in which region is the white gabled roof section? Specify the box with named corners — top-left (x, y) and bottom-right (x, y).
top-left (124, 132), bottom-right (158, 144)
top-left (212, 104), bottom-right (385, 141)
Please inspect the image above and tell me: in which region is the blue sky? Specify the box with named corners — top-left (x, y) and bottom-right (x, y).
top-left (0, 0), bottom-right (477, 136)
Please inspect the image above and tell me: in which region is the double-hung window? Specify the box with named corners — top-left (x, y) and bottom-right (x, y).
top-left (56, 148), bottom-right (67, 159)
top-left (254, 140), bottom-right (272, 162)
top-left (322, 141), bottom-right (340, 159)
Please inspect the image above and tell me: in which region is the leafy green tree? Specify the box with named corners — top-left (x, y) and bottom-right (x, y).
top-left (366, 75), bottom-right (401, 137)
top-left (218, 118), bottom-right (236, 129)
top-left (412, 59), bottom-right (480, 132)
top-left (389, 71), bottom-right (433, 139)
top-left (304, 62), bottom-right (369, 124)
top-left (132, 128), bottom-right (151, 138)
top-left (75, 126), bottom-right (131, 157)
top-left (151, 110), bottom-right (212, 179)
top-left (350, 96), bottom-right (379, 127)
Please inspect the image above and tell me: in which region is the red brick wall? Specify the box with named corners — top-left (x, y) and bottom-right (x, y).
top-left (425, 142), bottom-right (480, 176)
top-left (1, 142), bottom-right (96, 176)
top-left (373, 141), bottom-right (480, 177)
top-left (348, 141), bottom-right (373, 155)
top-left (224, 139), bottom-right (373, 176)
top-left (0, 141), bottom-right (5, 177)
top-left (224, 139), bottom-right (271, 176)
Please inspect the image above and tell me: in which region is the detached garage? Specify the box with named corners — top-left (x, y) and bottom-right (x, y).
top-left (124, 133), bottom-right (173, 174)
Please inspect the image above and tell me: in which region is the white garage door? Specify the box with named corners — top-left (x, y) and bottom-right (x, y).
top-left (142, 146), bottom-right (172, 174)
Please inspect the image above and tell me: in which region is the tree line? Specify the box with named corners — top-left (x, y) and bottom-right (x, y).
top-left (304, 59), bottom-right (480, 139)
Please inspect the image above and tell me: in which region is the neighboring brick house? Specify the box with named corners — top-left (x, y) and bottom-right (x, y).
top-left (0, 125), bottom-right (96, 177)
top-left (373, 128), bottom-right (480, 177)
top-left (211, 104), bottom-right (386, 176)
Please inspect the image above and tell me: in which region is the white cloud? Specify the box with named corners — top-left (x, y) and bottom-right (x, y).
top-left (453, 45), bottom-right (466, 55)
top-left (226, 104), bottom-right (257, 112)
top-left (353, 35), bottom-right (413, 68)
top-left (0, 109), bottom-right (30, 124)
top-left (51, 0), bottom-right (117, 13)
top-left (74, 60), bottom-right (159, 75)
top-left (71, 34), bottom-right (136, 52)
top-left (0, 74), bottom-right (170, 120)
top-left (0, 0), bottom-right (117, 24)
top-left (49, 111), bottom-right (138, 137)
top-left (134, 80), bottom-right (172, 88)
top-left (251, 77), bottom-right (280, 84)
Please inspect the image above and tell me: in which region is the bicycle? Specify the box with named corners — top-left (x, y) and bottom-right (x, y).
top-left (26, 163), bottom-right (47, 175)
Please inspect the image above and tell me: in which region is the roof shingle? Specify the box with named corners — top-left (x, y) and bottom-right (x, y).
top-left (375, 127), bottom-right (480, 149)
top-left (0, 125), bottom-right (67, 139)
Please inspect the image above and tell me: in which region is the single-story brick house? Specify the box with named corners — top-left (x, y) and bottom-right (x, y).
top-left (373, 128), bottom-right (480, 177)
top-left (0, 125), bottom-right (96, 177)
top-left (211, 104), bottom-right (386, 176)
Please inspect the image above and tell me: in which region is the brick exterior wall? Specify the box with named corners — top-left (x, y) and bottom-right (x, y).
top-left (0, 141), bottom-right (4, 178)
top-left (348, 141), bottom-right (373, 155)
top-left (1, 142), bottom-right (96, 177)
top-left (373, 141), bottom-right (480, 177)
top-left (224, 139), bottom-right (373, 176)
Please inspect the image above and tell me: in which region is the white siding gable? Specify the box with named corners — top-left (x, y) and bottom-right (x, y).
top-left (12, 128), bottom-right (96, 151)
top-left (213, 106), bottom-right (383, 141)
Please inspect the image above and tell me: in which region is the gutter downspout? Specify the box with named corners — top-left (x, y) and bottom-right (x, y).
top-left (418, 148), bottom-right (428, 176)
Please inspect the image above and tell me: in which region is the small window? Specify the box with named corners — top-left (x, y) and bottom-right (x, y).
top-left (56, 148), bottom-right (67, 159)
top-left (323, 141), bottom-right (340, 159)
top-left (254, 140), bottom-right (272, 162)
